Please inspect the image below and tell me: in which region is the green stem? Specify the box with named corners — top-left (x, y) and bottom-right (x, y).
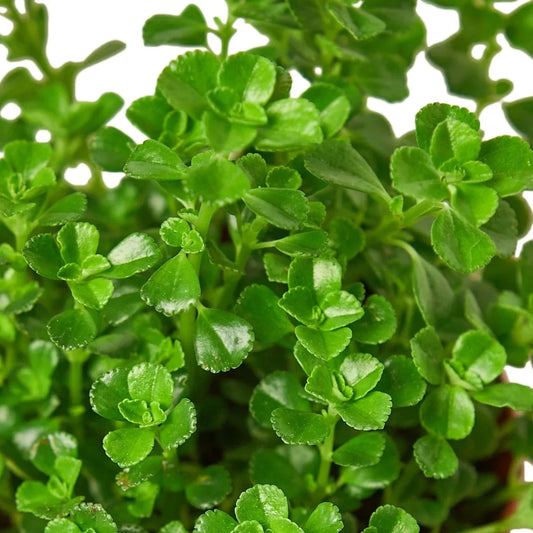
top-left (316, 410), bottom-right (339, 495)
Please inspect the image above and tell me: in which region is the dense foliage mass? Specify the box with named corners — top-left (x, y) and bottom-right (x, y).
top-left (1, 0), bottom-right (533, 531)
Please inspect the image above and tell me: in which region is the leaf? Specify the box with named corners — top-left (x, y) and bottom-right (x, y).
top-left (274, 231), bottom-right (327, 257)
top-left (295, 325), bottom-right (352, 361)
top-left (420, 385), bottom-right (475, 439)
top-left (340, 353), bottom-right (384, 399)
top-left (127, 363), bottom-right (173, 408)
top-left (193, 510), bottom-right (236, 533)
top-left (350, 295), bottom-right (396, 345)
top-left (47, 308), bottom-right (97, 350)
top-left (250, 371), bottom-right (310, 428)
top-left (39, 193), bottom-right (87, 226)
top-left (305, 139), bottom-right (390, 202)
top-left (204, 111), bottom-right (257, 153)
top-left (187, 154), bottom-right (250, 207)
top-left (263, 253), bottom-right (290, 283)
top-left (472, 383), bottom-right (533, 412)
top-left (319, 290), bottom-right (364, 330)
top-left (195, 308), bottom-right (254, 373)
top-left (503, 97), bottom-right (533, 143)
top-left (69, 278), bottom-right (113, 310)
top-left (126, 95), bottom-right (172, 139)
top-left (235, 284), bottom-right (293, 343)
top-left (415, 103), bottom-right (479, 153)
top-left (301, 83), bottom-right (350, 138)
top-left (45, 519), bottom-right (80, 533)
top-left (159, 398), bottom-right (197, 450)
top-left (107, 233), bottom-right (161, 278)
top-left (90, 368), bottom-right (129, 420)
top-left (23, 234), bottom-right (63, 279)
top-left (431, 209), bottom-right (495, 273)
top-left (266, 167), bottom-right (302, 189)
top-left (480, 136), bottom-right (533, 197)
top-left (452, 330), bottom-right (506, 385)
top-left (186, 465), bottom-right (231, 510)
top-left (271, 408), bottom-right (330, 445)
top-left (376, 356), bottom-right (427, 407)
top-left (235, 485), bottom-right (288, 529)
top-left (15, 481), bottom-right (63, 520)
top-left (243, 188), bottom-right (308, 230)
top-left (90, 127), bottom-right (134, 172)
top-left (414, 435), bottom-right (458, 479)
top-left (157, 50), bottom-right (219, 120)
top-left (232, 520), bottom-right (264, 533)
top-left (219, 52), bottom-right (276, 105)
top-left (57, 222), bottom-right (99, 265)
top-left (328, 3), bottom-right (386, 40)
top-left (429, 118), bottom-right (481, 168)
top-left (366, 505), bottom-right (419, 533)
top-left (255, 99), bottom-right (323, 152)
top-left (450, 183), bottom-right (498, 229)
top-left (103, 427), bottom-right (155, 468)
top-left (482, 199), bottom-right (518, 258)
top-left (304, 502), bottom-right (343, 533)
top-left (124, 140), bottom-right (187, 181)
top-left (410, 326), bottom-right (445, 385)
top-left (141, 252), bottom-right (200, 316)
top-left (160, 218), bottom-right (190, 247)
top-left (332, 432), bottom-right (386, 468)
top-left (143, 6), bottom-right (208, 47)
top-left (505, 2), bottom-right (533, 56)
top-left (390, 146), bottom-right (446, 201)
top-left (4, 140), bottom-right (51, 182)
top-left (336, 392), bottom-right (392, 431)
top-left (411, 252), bottom-right (453, 326)
top-left (69, 503), bottom-right (118, 533)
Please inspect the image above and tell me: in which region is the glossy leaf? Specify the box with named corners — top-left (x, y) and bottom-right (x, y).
top-left (271, 408), bottom-right (330, 445)
top-left (472, 383), bottom-right (533, 412)
top-left (103, 427), bottom-right (155, 468)
top-left (336, 392), bottom-right (392, 431)
top-left (90, 368), bottom-right (129, 421)
top-left (295, 325), bottom-right (352, 361)
top-left (366, 505), bottom-right (419, 533)
top-left (193, 510), bottom-right (237, 533)
top-left (185, 465), bottom-right (231, 510)
top-left (159, 398), bottom-right (197, 450)
top-left (411, 326), bottom-right (445, 385)
top-left (414, 435), bottom-right (458, 479)
top-left (340, 353), bottom-right (384, 399)
top-left (47, 308), bottom-right (97, 350)
top-left (332, 432), bottom-right (385, 468)
top-left (235, 485), bottom-right (288, 528)
top-left (377, 356), bottom-right (427, 407)
top-left (124, 140), bottom-right (187, 181)
top-left (23, 234), bottom-right (63, 279)
top-left (107, 233), bottom-right (160, 279)
top-left (39, 193), bottom-right (87, 227)
top-left (90, 127), bottom-right (134, 172)
top-left (350, 295), bottom-right (396, 344)
top-left (128, 363), bottom-right (173, 408)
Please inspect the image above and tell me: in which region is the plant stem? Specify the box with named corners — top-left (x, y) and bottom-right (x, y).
top-left (316, 409), bottom-right (339, 496)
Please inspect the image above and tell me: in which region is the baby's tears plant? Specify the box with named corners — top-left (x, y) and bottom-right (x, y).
top-left (1, 0), bottom-right (533, 532)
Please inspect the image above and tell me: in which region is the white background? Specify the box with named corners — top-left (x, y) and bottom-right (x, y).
top-left (1, 1), bottom-right (533, 527)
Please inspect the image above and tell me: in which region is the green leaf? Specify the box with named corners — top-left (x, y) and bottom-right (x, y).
top-left (340, 353), bottom-right (384, 399)
top-left (304, 502), bottom-right (343, 533)
top-left (4, 140), bottom-right (51, 182)
top-left (195, 308), bottom-right (254, 373)
top-left (90, 127), bottom-right (134, 172)
top-left (232, 521), bottom-right (264, 533)
top-left (161, 521), bottom-right (188, 533)
top-left (143, 5), bottom-right (208, 47)
top-left (336, 392), bottom-right (392, 431)
top-left (271, 408), bottom-right (330, 445)
top-left (482, 199), bottom-right (518, 258)
top-left (306, 365), bottom-right (351, 404)
top-left (160, 217), bottom-right (190, 247)
top-left (390, 146), bottom-right (446, 201)
top-left (69, 278), bottom-right (113, 310)
top-left (350, 295), bottom-right (396, 345)
top-left (244, 188), bottom-right (308, 230)
top-left (250, 371), bottom-right (310, 428)
top-left (57, 222), bottom-right (99, 265)
top-left (128, 363), bottom-right (173, 408)
top-left (503, 97), bottom-right (533, 143)
top-left (415, 104), bottom-right (479, 153)
top-left (141, 252), bottom-right (200, 316)
top-left (266, 167), bottom-right (302, 189)
top-left (411, 252), bottom-right (453, 326)
top-left (452, 330), bottom-right (506, 385)
top-left (288, 256), bottom-right (341, 295)
top-left (295, 325), bottom-right (352, 361)
top-left (187, 154), bottom-right (249, 207)
top-left (185, 465), bottom-right (231, 510)
top-left (505, 2), bottom-right (533, 56)
top-left (319, 290), bottom-right (364, 330)
top-left (47, 308), bottom-right (97, 350)
top-left (305, 139), bottom-right (390, 202)
top-left (480, 136), bottom-right (533, 197)
top-left (107, 233), bottom-right (160, 278)
top-left (23, 234), bottom-right (63, 279)
top-left (332, 432), bottom-right (385, 468)
top-left (90, 368), bottom-right (129, 420)
top-left (274, 231), bottom-right (327, 257)
top-left (410, 326), bottom-right (445, 385)
top-left (263, 253), bottom-right (290, 283)
top-left (157, 50), bottom-right (219, 120)
top-left (429, 118), bottom-right (481, 168)
top-left (68, 503), bottom-right (117, 533)
top-left (124, 140), bottom-right (187, 181)
top-left (193, 510), bottom-right (237, 533)
top-left (255, 99), bottom-right (323, 152)
top-left (367, 505), bottom-right (419, 533)
top-left (471, 383), bottom-right (533, 412)
top-left (235, 284), bottom-right (293, 343)
top-left (301, 83), bottom-right (350, 138)
top-left (16, 481), bottom-right (64, 520)
top-left (376, 356), bottom-right (427, 407)
top-left (431, 209), bottom-right (495, 273)
top-left (328, 2), bottom-right (385, 40)
top-left (235, 485), bottom-right (288, 529)
top-left (450, 183), bottom-right (498, 228)
top-left (39, 193), bottom-right (87, 227)
top-left (159, 398), bottom-right (197, 450)
top-left (420, 385), bottom-right (475, 439)
top-left (118, 399), bottom-right (166, 427)
top-left (266, 518), bottom-right (304, 532)
top-left (204, 111), bottom-right (257, 153)
top-left (126, 95), bottom-right (172, 139)
top-left (219, 53), bottom-right (276, 105)
top-left (414, 435), bottom-right (458, 479)
top-left (45, 519), bottom-right (81, 533)
top-left (103, 427), bottom-right (154, 468)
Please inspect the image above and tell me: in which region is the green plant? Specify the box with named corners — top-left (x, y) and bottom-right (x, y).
top-left (1, 0), bottom-right (533, 531)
